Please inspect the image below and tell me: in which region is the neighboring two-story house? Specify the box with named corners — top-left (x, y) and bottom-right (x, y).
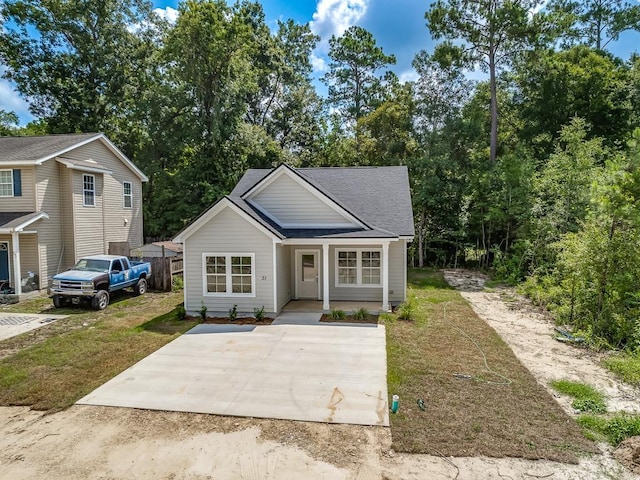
top-left (0, 133), bottom-right (147, 296)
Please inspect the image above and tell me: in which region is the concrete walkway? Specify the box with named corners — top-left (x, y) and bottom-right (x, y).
top-left (78, 322), bottom-right (389, 426)
top-left (0, 313), bottom-right (67, 341)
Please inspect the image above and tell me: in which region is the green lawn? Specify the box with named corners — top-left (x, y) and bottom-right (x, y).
top-left (386, 269), bottom-right (597, 462)
top-left (0, 290), bottom-right (197, 411)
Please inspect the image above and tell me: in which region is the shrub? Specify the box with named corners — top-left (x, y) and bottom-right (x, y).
top-left (397, 297), bottom-right (416, 321)
top-left (354, 307), bottom-right (369, 321)
top-left (253, 306), bottom-right (265, 321)
top-left (199, 302), bottom-right (208, 321)
top-left (329, 308), bottom-right (346, 320)
top-left (228, 304), bottom-right (238, 321)
top-left (172, 275), bottom-right (184, 291)
top-left (176, 305), bottom-right (187, 321)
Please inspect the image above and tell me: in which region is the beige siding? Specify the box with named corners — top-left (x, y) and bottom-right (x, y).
top-left (325, 242), bottom-right (405, 302)
top-left (58, 164), bottom-right (76, 270)
top-left (185, 206), bottom-right (275, 314)
top-left (276, 244), bottom-right (291, 311)
top-left (62, 141), bottom-right (144, 251)
top-left (251, 173), bottom-right (353, 226)
top-left (71, 170), bottom-right (105, 259)
top-left (0, 166), bottom-right (36, 212)
top-left (0, 233), bottom-right (38, 288)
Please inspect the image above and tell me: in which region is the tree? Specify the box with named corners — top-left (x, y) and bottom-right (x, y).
top-left (545, 0), bottom-right (640, 51)
top-left (0, 110), bottom-right (19, 135)
top-left (0, 0), bottom-right (157, 134)
top-left (425, 0), bottom-right (543, 162)
top-left (322, 26), bottom-right (396, 126)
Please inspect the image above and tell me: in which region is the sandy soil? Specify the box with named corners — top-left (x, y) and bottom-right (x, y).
top-left (2, 269), bottom-right (639, 479)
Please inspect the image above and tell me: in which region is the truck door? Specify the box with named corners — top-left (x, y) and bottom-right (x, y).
top-left (110, 259), bottom-right (126, 289)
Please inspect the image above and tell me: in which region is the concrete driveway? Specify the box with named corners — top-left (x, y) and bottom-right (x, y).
top-left (78, 322), bottom-right (389, 426)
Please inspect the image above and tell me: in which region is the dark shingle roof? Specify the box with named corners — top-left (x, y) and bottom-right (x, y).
top-left (0, 212), bottom-right (43, 230)
top-left (230, 165), bottom-right (415, 239)
top-left (0, 133), bottom-right (100, 164)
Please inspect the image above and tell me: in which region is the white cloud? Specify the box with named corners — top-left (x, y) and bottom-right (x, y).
top-left (154, 6), bottom-right (179, 24)
top-left (310, 53), bottom-right (328, 73)
top-left (529, 0), bottom-right (548, 19)
top-left (399, 69), bottom-right (419, 83)
top-left (310, 0), bottom-right (369, 42)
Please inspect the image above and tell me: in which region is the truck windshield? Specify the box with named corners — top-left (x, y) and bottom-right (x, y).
top-left (73, 259), bottom-right (110, 273)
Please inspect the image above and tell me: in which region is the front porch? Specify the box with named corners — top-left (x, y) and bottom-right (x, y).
top-left (282, 300), bottom-right (388, 314)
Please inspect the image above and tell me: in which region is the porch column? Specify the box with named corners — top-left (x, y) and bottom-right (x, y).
top-left (322, 243), bottom-right (330, 310)
top-left (11, 231), bottom-right (21, 296)
top-left (382, 241), bottom-right (390, 312)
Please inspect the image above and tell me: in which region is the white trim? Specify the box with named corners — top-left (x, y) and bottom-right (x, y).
top-left (11, 231), bottom-right (20, 295)
top-left (243, 165), bottom-right (367, 229)
top-left (272, 239), bottom-right (278, 313)
top-left (183, 241), bottom-right (188, 311)
top-left (173, 198), bottom-right (280, 243)
top-left (0, 169), bottom-right (14, 197)
top-left (399, 235), bottom-right (415, 241)
top-left (382, 241), bottom-right (390, 311)
top-left (56, 158), bottom-right (112, 175)
top-left (322, 243), bottom-right (330, 310)
top-left (0, 212), bottom-right (50, 234)
top-left (335, 248), bottom-right (382, 288)
top-left (123, 181), bottom-right (133, 209)
top-left (0, 241), bottom-right (11, 284)
top-left (294, 249), bottom-right (321, 300)
top-left (32, 134), bottom-right (104, 165)
top-left (82, 174), bottom-right (96, 207)
top-left (201, 253), bottom-right (256, 298)
top-left (282, 237), bottom-right (398, 245)
top-left (403, 240), bottom-right (407, 301)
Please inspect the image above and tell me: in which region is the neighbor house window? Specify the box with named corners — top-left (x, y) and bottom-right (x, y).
top-left (336, 249), bottom-right (381, 287)
top-left (83, 174), bottom-right (95, 206)
top-left (123, 181), bottom-right (132, 208)
top-left (0, 170), bottom-right (13, 197)
top-left (204, 254), bottom-right (255, 296)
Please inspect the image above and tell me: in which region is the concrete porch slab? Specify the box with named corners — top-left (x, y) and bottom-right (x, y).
top-left (0, 313), bottom-right (67, 341)
top-left (77, 323), bottom-right (389, 426)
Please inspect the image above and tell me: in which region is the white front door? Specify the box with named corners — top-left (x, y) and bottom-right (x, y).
top-left (296, 250), bottom-right (320, 299)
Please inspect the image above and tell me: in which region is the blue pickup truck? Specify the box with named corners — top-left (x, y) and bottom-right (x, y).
top-left (50, 255), bottom-right (152, 310)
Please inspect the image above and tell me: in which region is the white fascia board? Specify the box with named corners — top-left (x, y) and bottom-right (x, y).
top-left (56, 158), bottom-right (112, 175)
top-left (243, 166), bottom-right (367, 229)
top-left (282, 237), bottom-right (399, 246)
top-left (0, 160), bottom-right (40, 166)
top-left (5, 212), bottom-right (50, 233)
top-left (96, 134), bottom-right (149, 182)
top-left (174, 198), bottom-right (281, 243)
top-left (399, 235), bottom-right (415, 242)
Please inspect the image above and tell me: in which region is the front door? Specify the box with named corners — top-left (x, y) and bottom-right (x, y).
top-left (296, 250), bottom-right (319, 299)
top-left (0, 242), bottom-right (9, 281)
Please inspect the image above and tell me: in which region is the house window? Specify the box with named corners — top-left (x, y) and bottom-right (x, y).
top-left (83, 174), bottom-right (95, 206)
top-left (123, 181), bottom-right (132, 208)
top-left (0, 170), bottom-right (13, 197)
top-left (336, 249), bottom-right (382, 287)
top-left (204, 254), bottom-right (255, 296)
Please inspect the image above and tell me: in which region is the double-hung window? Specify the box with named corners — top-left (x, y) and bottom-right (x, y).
top-left (0, 170), bottom-right (13, 197)
top-left (123, 181), bottom-right (132, 208)
top-left (336, 249), bottom-right (381, 286)
top-left (83, 174), bottom-right (95, 206)
top-left (204, 254), bottom-right (255, 296)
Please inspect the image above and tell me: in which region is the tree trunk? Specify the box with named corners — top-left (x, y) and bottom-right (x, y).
top-left (489, 48), bottom-right (498, 163)
top-left (418, 208), bottom-right (426, 268)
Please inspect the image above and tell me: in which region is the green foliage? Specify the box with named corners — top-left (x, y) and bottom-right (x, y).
top-left (329, 309), bottom-right (346, 321)
top-left (578, 413), bottom-right (640, 446)
top-left (549, 379), bottom-right (607, 413)
top-left (176, 305), bottom-right (187, 321)
top-left (354, 308), bottom-right (369, 321)
top-left (172, 276), bottom-right (184, 292)
top-left (253, 306), bottom-right (265, 321)
top-left (228, 304), bottom-right (238, 321)
top-left (199, 302), bottom-right (208, 321)
top-left (397, 297), bottom-right (417, 321)
top-left (604, 352), bottom-right (640, 385)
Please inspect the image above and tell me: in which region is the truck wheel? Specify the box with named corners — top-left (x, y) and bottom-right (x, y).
top-left (134, 278), bottom-right (147, 296)
top-left (52, 295), bottom-right (67, 308)
top-left (92, 291), bottom-right (109, 310)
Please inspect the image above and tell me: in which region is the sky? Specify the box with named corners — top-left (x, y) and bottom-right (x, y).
top-left (2, 0), bottom-right (640, 125)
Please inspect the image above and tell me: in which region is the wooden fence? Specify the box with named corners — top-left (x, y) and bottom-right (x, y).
top-left (146, 256), bottom-right (184, 291)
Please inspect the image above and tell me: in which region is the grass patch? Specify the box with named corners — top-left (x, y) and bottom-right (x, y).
top-left (578, 413), bottom-right (640, 446)
top-left (0, 291), bottom-right (197, 411)
top-left (603, 352), bottom-right (640, 386)
top-left (386, 268), bottom-right (596, 462)
top-left (549, 379), bottom-right (607, 413)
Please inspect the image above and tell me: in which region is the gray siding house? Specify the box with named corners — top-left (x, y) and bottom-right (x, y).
top-left (0, 133), bottom-right (147, 295)
top-left (174, 164), bottom-right (414, 315)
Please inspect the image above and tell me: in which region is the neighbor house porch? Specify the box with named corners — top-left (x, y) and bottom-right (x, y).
top-left (281, 300), bottom-right (388, 314)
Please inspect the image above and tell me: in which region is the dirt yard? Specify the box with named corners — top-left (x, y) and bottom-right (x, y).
top-left (1, 269), bottom-right (639, 479)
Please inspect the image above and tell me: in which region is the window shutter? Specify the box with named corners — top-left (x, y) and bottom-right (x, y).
top-left (13, 169), bottom-right (22, 197)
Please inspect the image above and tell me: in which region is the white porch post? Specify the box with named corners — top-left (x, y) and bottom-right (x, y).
top-left (11, 231), bottom-right (21, 296)
top-left (382, 241), bottom-right (390, 312)
top-left (322, 242), bottom-right (330, 310)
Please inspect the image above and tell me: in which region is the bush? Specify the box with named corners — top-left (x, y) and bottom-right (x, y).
top-left (176, 305), bottom-right (187, 321)
top-left (199, 302), bottom-right (208, 321)
top-left (397, 297), bottom-right (416, 321)
top-left (253, 306), bottom-right (265, 321)
top-left (329, 308), bottom-right (346, 320)
top-left (172, 275), bottom-right (184, 291)
top-left (354, 307), bottom-right (369, 321)
top-left (228, 304), bottom-right (238, 321)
